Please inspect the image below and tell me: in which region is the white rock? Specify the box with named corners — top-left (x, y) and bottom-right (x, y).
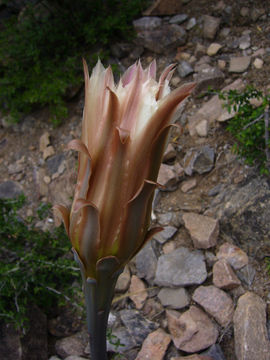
top-left (253, 58), bottom-right (263, 69)
top-left (207, 43), bottom-right (222, 56)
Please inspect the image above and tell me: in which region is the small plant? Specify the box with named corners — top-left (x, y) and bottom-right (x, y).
top-left (0, 0), bottom-right (147, 125)
top-left (218, 85), bottom-right (270, 174)
top-left (0, 195), bottom-right (81, 332)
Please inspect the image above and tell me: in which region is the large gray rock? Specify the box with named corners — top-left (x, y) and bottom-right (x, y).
top-left (136, 240), bottom-right (158, 283)
top-left (136, 24), bottom-right (187, 54)
top-left (133, 16), bottom-right (162, 31)
top-left (55, 331), bottom-right (88, 359)
top-left (234, 292), bottom-right (270, 360)
top-left (0, 180), bottom-right (23, 199)
top-left (158, 287), bottom-right (190, 309)
top-left (155, 247), bottom-right (207, 287)
top-left (229, 56), bottom-right (251, 73)
top-left (203, 15), bottom-right (221, 39)
top-left (120, 309), bottom-right (158, 347)
top-left (209, 176), bottom-right (270, 255)
top-left (194, 66), bottom-right (224, 95)
top-left (184, 146), bottom-right (215, 176)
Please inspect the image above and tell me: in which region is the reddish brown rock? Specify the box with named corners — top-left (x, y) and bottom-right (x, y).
top-left (216, 242), bottom-right (248, 270)
top-left (234, 292), bottom-right (270, 360)
top-left (166, 306), bottom-right (218, 353)
top-left (192, 285), bottom-right (234, 326)
top-left (183, 212), bottom-right (219, 249)
top-left (135, 328), bottom-right (171, 360)
top-left (213, 259), bottom-right (241, 290)
top-left (181, 178), bottom-right (197, 193)
top-left (157, 163), bottom-right (177, 188)
top-left (129, 275), bottom-right (147, 309)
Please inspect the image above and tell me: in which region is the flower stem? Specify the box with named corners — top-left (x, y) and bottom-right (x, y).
top-left (73, 249), bottom-right (123, 360)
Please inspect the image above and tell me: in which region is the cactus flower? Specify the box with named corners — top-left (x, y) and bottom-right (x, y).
top-left (55, 60), bottom-right (194, 280)
top-left (54, 59), bottom-right (194, 360)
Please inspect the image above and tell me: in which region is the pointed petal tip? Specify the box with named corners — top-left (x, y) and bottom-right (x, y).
top-left (67, 139), bottom-right (92, 159)
top-left (116, 126), bottom-right (130, 144)
top-left (73, 198), bottom-right (98, 213)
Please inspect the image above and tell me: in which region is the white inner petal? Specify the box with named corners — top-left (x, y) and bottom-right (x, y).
top-left (134, 80), bottom-right (159, 137)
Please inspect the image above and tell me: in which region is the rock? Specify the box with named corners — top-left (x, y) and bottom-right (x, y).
top-left (213, 259), bottom-right (241, 290)
top-left (209, 177), bottom-right (270, 255)
top-left (0, 180), bottom-right (23, 199)
top-left (177, 60), bottom-right (194, 78)
top-left (183, 212), bottom-right (219, 249)
top-left (153, 226), bottom-right (177, 244)
top-left (171, 356), bottom-right (212, 360)
top-left (207, 43), bottom-right (222, 56)
top-left (203, 15), bottom-right (221, 39)
top-left (186, 17), bottom-right (196, 30)
top-left (254, 58), bottom-right (264, 69)
top-left (250, 8), bottom-right (265, 22)
top-left (65, 357), bottom-right (88, 360)
top-left (167, 306), bottom-right (219, 352)
top-left (142, 298), bottom-right (164, 321)
top-left (218, 59), bottom-right (226, 70)
top-left (115, 266), bottom-right (131, 292)
top-left (181, 178), bottom-right (197, 193)
top-left (0, 322), bottom-right (22, 360)
top-left (188, 78), bottom-right (244, 135)
top-left (8, 162), bottom-right (24, 174)
top-left (157, 163), bottom-right (178, 188)
top-left (120, 309), bottom-right (158, 347)
top-left (129, 275), bottom-right (148, 309)
top-left (107, 326), bottom-right (137, 353)
top-left (135, 328), bottom-right (171, 360)
top-left (136, 240), bottom-right (158, 283)
top-left (239, 34), bottom-right (251, 50)
top-left (229, 56), bottom-right (251, 73)
top-left (48, 308), bottom-right (82, 338)
top-left (43, 145), bottom-right (55, 160)
top-left (110, 42), bottom-right (134, 58)
top-left (155, 247), bottom-right (207, 287)
top-left (39, 131), bottom-right (50, 152)
top-left (133, 17), bottom-right (162, 31)
top-left (236, 264), bottom-right (256, 287)
top-left (43, 175), bottom-right (51, 184)
top-left (169, 14), bottom-right (188, 24)
top-left (194, 66), bottom-right (224, 95)
top-left (192, 285), bottom-right (234, 326)
top-left (184, 146), bottom-right (215, 176)
top-left (163, 143), bottom-right (177, 163)
top-left (202, 343), bottom-right (226, 360)
top-left (234, 292), bottom-right (270, 360)
top-left (46, 154), bottom-right (65, 175)
top-left (216, 242), bottom-right (248, 270)
top-left (143, 0), bottom-right (183, 16)
top-left (55, 331), bottom-right (88, 359)
top-left (158, 287), bottom-right (190, 309)
top-left (137, 24), bottom-right (187, 54)
top-left (195, 120), bottom-right (208, 137)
